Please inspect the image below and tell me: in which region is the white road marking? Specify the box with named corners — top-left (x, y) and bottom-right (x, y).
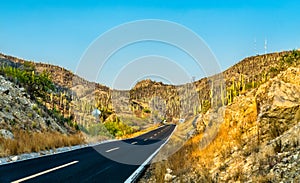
top-left (105, 147), bottom-right (120, 152)
top-left (11, 161), bottom-right (79, 183)
top-left (144, 139), bottom-right (148, 141)
top-left (131, 142), bottom-right (138, 145)
top-left (154, 134), bottom-right (157, 136)
top-left (150, 136), bottom-right (153, 139)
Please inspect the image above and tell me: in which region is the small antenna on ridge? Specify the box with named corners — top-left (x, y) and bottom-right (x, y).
top-left (264, 38), bottom-right (267, 54)
top-left (254, 37), bottom-right (258, 55)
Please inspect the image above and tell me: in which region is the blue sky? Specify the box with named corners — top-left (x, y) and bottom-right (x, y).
top-left (1, 0), bottom-right (300, 89)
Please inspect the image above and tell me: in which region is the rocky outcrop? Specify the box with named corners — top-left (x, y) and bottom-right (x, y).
top-left (0, 129), bottom-right (14, 139)
top-left (0, 75), bottom-right (67, 133)
top-left (197, 67), bottom-right (300, 182)
top-left (256, 67), bottom-right (300, 142)
top-left (139, 66), bottom-right (300, 182)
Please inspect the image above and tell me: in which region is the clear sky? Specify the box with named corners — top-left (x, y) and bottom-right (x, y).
top-left (1, 0), bottom-right (300, 89)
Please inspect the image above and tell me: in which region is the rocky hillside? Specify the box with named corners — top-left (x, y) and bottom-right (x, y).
top-left (0, 53), bottom-right (150, 141)
top-left (1, 51), bottom-right (296, 124)
top-left (1, 50), bottom-right (300, 167)
top-left (129, 51), bottom-right (297, 121)
top-left (0, 75), bottom-right (68, 133)
top-left (139, 52), bottom-right (300, 182)
top-left (0, 74), bottom-right (83, 157)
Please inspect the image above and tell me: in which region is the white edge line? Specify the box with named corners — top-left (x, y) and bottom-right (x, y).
top-left (124, 125), bottom-right (177, 183)
top-left (11, 161), bottom-right (79, 183)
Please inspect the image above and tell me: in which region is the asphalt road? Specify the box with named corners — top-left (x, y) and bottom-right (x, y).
top-left (0, 124), bottom-right (176, 183)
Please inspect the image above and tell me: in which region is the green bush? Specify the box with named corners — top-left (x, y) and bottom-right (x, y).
top-left (245, 82), bottom-right (253, 90)
top-left (269, 67), bottom-right (278, 73)
top-left (201, 100), bottom-right (211, 114)
top-left (280, 50), bottom-right (300, 67)
top-left (143, 108), bottom-right (151, 113)
top-left (104, 121), bottom-right (134, 137)
top-left (32, 104), bottom-right (38, 111)
top-left (87, 124), bottom-right (112, 137)
top-left (27, 112), bottom-right (33, 118)
top-left (78, 124), bottom-right (89, 134)
top-left (32, 122), bottom-right (37, 128)
top-left (0, 65), bottom-right (54, 99)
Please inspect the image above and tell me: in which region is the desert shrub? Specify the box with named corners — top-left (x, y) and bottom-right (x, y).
top-left (143, 108), bottom-right (151, 113)
top-left (104, 121), bottom-right (134, 137)
top-left (280, 50), bottom-right (300, 68)
top-left (201, 100), bottom-right (211, 114)
top-left (273, 139), bottom-right (282, 153)
top-left (87, 124), bottom-right (112, 137)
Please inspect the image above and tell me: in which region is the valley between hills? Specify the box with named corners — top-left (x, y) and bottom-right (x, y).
top-left (0, 50), bottom-right (300, 182)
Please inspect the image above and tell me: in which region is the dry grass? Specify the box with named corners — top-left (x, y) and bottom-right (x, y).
top-left (160, 105), bottom-right (258, 181)
top-left (145, 104), bottom-right (259, 182)
top-left (252, 175), bottom-right (275, 183)
top-left (0, 130), bottom-right (84, 157)
top-left (144, 117), bottom-right (202, 181)
top-left (193, 121), bottom-right (233, 163)
top-left (183, 100), bottom-right (259, 177)
top-left (153, 161), bottom-right (167, 182)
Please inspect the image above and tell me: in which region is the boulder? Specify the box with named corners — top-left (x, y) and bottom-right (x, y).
top-left (10, 156), bottom-right (19, 161)
top-left (164, 173), bottom-right (176, 182)
top-left (0, 129), bottom-right (14, 139)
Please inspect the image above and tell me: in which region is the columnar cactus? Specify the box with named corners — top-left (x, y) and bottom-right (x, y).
top-left (210, 81), bottom-right (214, 107)
top-left (220, 83), bottom-right (225, 106)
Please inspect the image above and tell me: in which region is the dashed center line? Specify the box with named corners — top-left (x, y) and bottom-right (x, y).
top-left (154, 134), bottom-right (157, 136)
top-left (131, 141), bottom-right (138, 145)
top-left (144, 139), bottom-right (148, 141)
top-left (150, 137), bottom-right (153, 139)
top-left (105, 147), bottom-right (120, 152)
top-left (11, 161), bottom-right (79, 183)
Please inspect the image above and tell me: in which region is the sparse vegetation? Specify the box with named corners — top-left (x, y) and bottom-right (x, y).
top-left (144, 53), bottom-right (300, 182)
top-left (0, 64), bottom-right (54, 99)
top-left (86, 124), bottom-right (112, 138)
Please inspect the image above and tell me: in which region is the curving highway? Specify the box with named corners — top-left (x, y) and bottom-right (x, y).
top-left (0, 124), bottom-right (176, 183)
